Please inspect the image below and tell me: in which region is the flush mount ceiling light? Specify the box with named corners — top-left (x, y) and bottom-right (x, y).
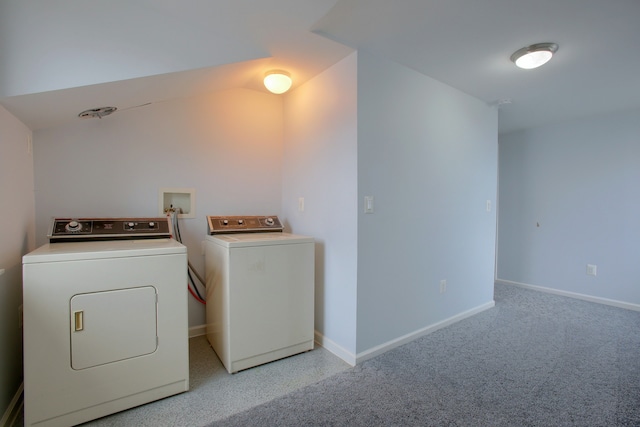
top-left (263, 70), bottom-right (292, 94)
top-left (510, 43), bottom-right (559, 69)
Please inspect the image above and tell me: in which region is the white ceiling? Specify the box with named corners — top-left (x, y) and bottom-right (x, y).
top-left (1, 0), bottom-right (639, 134)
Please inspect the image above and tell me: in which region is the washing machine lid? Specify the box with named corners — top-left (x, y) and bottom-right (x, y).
top-left (206, 232), bottom-right (313, 248)
top-left (22, 239), bottom-right (186, 263)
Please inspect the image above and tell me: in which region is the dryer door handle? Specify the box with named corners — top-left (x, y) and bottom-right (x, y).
top-left (74, 311), bottom-right (84, 332)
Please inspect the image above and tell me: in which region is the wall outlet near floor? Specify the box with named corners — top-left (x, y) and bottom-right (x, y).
top-left (586, 264), bottom-right (597, 276)
top-left (440, 280), bottom-right (447, 294)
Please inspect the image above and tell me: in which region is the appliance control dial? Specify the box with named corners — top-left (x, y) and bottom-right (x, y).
top-left (149, 222), bottom-right (155, 228)
top-left (265, 217), bottom-right (274, 226)
top-left (238, 219), bottom-right (244, 225)
top-left (65, 221), bottom-right (82, 232)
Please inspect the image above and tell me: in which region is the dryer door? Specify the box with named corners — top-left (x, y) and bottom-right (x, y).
top-left (70, 286), bottom-right (158, 370)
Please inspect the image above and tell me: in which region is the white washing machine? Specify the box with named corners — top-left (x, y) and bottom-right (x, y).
top-left (22, 218), bottom-right (189, 427)
top-left (204, 216), bottom-right (314, 373)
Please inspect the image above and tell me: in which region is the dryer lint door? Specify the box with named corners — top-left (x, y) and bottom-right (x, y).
top-left (70, 286), bottom-right (158, 370)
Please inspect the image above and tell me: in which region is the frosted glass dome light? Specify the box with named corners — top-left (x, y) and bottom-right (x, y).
top-left (264, 71), bottom-right (292, 94)
top-left (510, 43), bottom-right (558, 69)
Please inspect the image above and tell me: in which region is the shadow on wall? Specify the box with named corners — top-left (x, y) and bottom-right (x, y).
top-left (313, 240), bottom-right (326, 333)
top-left (0, 262), bottom-right (25, 421)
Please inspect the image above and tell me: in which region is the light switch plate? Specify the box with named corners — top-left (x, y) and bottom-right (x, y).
top-left (364, 196), bottom-right (374, 213)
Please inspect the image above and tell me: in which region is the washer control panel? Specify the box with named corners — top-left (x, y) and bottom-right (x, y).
top-left (207, 215), bottom-right (283, 234)
top-left (48, 217), bottom-right (170, 242)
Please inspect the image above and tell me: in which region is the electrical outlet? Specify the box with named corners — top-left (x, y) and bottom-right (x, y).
top-left (19, 305), bottom-right (23, 329)
top-left (298, 197), bottom-right (305, 212)
top-left (440, 280), bottom-right (447, 294)
top-left (586, 264), bottom-right (597, 276)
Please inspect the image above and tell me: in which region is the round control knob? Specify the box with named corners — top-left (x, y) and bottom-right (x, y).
top-left (223, 219), bottom-right (229, 225)
top-left (238, 219), bottom-right (244, 225)
top-left (127, 222), bottom-right (135, 229)
top-left (265, 217), bottom-right (274, 226)
top-left (149, 222), bottom-right (155, 228)
top-left (65, 221), bottom-right (82, 232)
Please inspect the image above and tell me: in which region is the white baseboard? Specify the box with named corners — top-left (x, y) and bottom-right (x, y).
top-left (1, 382), bottom-right (23, 427)
top-left (354, 301), bottom-right (496, 364)
top-left (314, 301), bottom-right (496, 367)
top-left (189, 324), bottom-right (207, 338)
top-left (495, 279), bottom-right (640, 312)
top-left (314, 332), bottom-right (357, 366)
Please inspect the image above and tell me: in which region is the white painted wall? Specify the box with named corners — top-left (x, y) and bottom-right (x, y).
top-left (0, 106), bottom-right (35, 420)
top-left (282, 53), bottom-right (359, 359)
top-left (0, 1), bottom-right (267, 96)
top-left (282, 50), bottom-right (499, 360)
top-left (497, 108), bottom-right (640, 306)
top-left (29, 49), bottom-right (500, 366)
top-left (33, 89), bottom-right (284, 327)
top-left (356, 50), bottom-right (498, 354)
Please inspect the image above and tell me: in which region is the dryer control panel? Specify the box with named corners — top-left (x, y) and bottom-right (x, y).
top-left (207, 215), bottom-right (283, 234)
top-left (48, 217), bottom-right (171, 242)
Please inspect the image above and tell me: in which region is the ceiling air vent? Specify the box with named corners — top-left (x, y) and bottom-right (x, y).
top-left (78, 106), bottom-right (118, 119)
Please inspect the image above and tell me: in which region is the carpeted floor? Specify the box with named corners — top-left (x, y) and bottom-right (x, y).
top-left (212, 284), bottom-right (640, 426)
top-left (14, 284), bottom-right (640, 426)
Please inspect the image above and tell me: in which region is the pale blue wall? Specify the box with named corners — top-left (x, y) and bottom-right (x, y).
top-left (282, 53), bottom-right (359, 360)
top-left (356, 50), bottom-right (498, 353)
top-left (497, 108), bottom-right (640, 305)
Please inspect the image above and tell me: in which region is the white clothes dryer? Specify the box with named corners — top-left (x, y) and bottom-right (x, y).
top-left (205, 216), bottom-right (314, 373)
top-left (22, 218), bottom-right (189, 427)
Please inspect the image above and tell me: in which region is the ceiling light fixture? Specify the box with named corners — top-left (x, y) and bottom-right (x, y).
top-left (510, 43), bottom-right (558, 69)
top-left (263, 70), bottom-right (292, 94)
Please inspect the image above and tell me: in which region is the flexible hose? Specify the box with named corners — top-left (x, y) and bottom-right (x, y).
top-left (188, 261), bottom-right (206, 287)
top-left (169, 208), bottom-right (206, 304)
top-left (188, 283), bottom-right (206, 304)
top-left (188, 269), bottom-right (205, 301)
